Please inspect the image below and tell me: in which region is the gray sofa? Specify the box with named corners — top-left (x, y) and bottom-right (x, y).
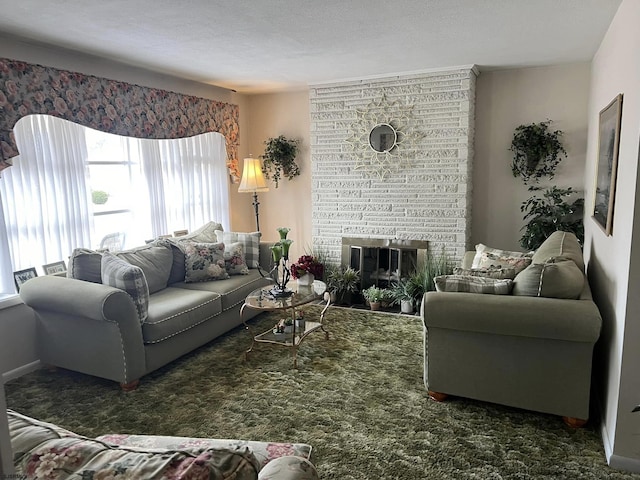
top-left (421, 231), bottom-right (602, 425)
top-left (19, 224), bottom-right (273, 390)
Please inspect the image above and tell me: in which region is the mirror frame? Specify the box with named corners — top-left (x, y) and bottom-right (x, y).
top-left (368, 123), bottom-right (397, 153)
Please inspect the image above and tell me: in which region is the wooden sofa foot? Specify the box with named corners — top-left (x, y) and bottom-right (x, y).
top-left (428, 391), bottom-right (448, 402)
top-left (120, 379), bottom-right (140, 392)
top-left (562, 416), bottom-right (587, 428)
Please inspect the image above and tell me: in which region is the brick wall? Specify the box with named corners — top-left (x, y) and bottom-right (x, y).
top-left (310, 68), bottom-right (477, 265)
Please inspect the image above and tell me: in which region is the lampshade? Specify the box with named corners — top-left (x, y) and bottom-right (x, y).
top-left (238, 157), bottom-right (269, 193)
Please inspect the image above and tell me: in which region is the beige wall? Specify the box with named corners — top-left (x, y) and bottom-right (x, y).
top-left (242, 91), bottom-right (311, 261)
top-left (474, 64), bottom-right (591, 251)
top-left (583, 0), bottom-right (640, 469)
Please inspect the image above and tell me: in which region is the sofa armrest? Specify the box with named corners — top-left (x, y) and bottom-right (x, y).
top-left (20, 275), bottom-right (137, 323)
top-left (258, 456), bottom-right (319, 480)
top-left (20, 275), bottom-right (147, 384)
top-left (422, 290), bottom-right (602, 343)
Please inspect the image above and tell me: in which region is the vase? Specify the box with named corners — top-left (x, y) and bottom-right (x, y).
top-left (297, 273), bottom-right (314, 286)
top-left (400, 299), bottom-right (414, 314)
top-left (369, 301), bottom-right (381, 311)
top-left (295, 318), bottom-right (306, 331)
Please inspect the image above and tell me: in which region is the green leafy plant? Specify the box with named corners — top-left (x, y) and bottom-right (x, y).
top-left (261, 135), bottom-right (300, 188)
top-left (389, 277), bottom-right (419, 305)
top-left (326, 265), bottom-right (360, 304)
top-left (407, 248), bottom-right (454, 309)
top-left (91, 190), bottom-right (109, 205)
top-left (510, 120), bottom-right (566, 184)
top-left (362, 286), bottom-right (384, 303)
top-left (520, 186), bottom-right (584, 250)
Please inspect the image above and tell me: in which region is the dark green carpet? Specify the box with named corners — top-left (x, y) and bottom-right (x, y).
top-left (5, 306), bottom-right (639, 479)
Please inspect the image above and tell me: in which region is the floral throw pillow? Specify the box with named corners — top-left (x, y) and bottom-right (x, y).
top-left (474, 251), bottom-right (532, 275)
top-left (453, 266), bottom-right (517, 280)
top-left (183, 242), bottom-right (229, 283)
top-left (224, 242), bottom-right (249, 275)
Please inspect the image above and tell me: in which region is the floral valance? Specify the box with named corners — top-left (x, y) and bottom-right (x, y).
top-left (0, 58), bottom-right (240, 179)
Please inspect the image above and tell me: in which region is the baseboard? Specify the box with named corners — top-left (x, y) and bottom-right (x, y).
top-left (2, 360), bottom-right (41, 383)
top-left (593, 381), bottom-right (640, 473)
top-left (609, 454), bottom-right (640, 473)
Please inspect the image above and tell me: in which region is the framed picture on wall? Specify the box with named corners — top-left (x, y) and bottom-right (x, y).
top-left (13, 267), bottom-right (38, 292)
top-left (593, 93), bottom-right (623, 236)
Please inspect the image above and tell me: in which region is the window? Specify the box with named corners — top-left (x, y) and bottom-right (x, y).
top-left (0, 115), bottom-right (230, 296)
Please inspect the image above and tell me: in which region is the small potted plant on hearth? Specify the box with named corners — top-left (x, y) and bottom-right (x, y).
top-left (291, 255), bottom-right (324, 286)
top-left (390, 278), bottom-right (418, 314)
top-left (326, 265), bottom-right (360, 305)
top-left (362, 285), bottom-right (384, 311)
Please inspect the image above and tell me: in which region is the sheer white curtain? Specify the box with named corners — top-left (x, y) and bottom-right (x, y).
top-left (140, 132), bottom-right (230, 235)
top-left (0, 115), bottom-right (92, 276)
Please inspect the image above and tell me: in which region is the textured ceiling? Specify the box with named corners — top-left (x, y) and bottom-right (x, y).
top-left (0, 0), bottom-right (622, 93)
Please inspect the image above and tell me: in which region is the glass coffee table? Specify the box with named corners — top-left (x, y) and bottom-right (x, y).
top-left (241, 280), bottom-right (331, 368)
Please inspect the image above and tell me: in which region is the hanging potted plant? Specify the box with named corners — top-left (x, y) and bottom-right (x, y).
top-left (260, 135), bottom-right (301, 188)
top-left (510, 120), bottom-right (566, 184)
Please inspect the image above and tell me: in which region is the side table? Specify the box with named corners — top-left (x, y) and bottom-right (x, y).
top-left (241, 280), bottom-right (331, 367)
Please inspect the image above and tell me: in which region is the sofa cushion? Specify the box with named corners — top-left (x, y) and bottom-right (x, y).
top-left (532, 231), bottom-right (584, 272)
top-left (453, 266), bottom-right (516, 280)
top-left (172, 270), bottom-right (271, 311)
top-left (183, 242), bottom-right (229, 282)
top-left (434, 275), bottom-right (513, 295)
top-left (67, 248), bottom-right (103, 283)
top-left (513, 256), bottom-right (585, 299)
top-left (225, 242), bottom-right (250, 276)
top-left (166, 240), bottom-right (187, 285)
top-left (101, 252), bottom-right (149, 322)
top-left (215, 230), bottom-right (262, 268)
top-left (115, 240), bottom-right (174, 294)
top-left (143, 287), bottom-right (222, 343)
top-left (472, 244), bottom-right (533, 274)
top-left (8, 410), bottom-right (261, 480)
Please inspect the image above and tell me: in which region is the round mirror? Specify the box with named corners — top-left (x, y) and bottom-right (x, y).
top-left (369, 123), bottom-right (397, 153)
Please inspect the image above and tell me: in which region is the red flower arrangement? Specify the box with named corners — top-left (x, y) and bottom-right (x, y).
top-left (291, 255), bottom-right (324, 279)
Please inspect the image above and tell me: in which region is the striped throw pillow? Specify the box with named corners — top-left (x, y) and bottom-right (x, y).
top-left (215, 230), bottom-right (261, 268)
top-left (101, 252), bottom-right (149, 322)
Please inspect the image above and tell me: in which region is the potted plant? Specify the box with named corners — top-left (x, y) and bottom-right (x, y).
top-left (291, 254), bottom-right (324, 286)
top-left (390, 278), bottom-right (418, 314)
top-left (510, 120), bottom-right (566, 184)
top-left (91, 190), bottom-right (110, 205)
top-left (261, 135), bottom-right (301, 188)
top-left (362, 286), bottom-right (384, 310)
top-left (326, 265), bottom-right (360, 305)
top-left (520, 186), bottom-right (584, 250)
top-left (408, 248), bottom-right (454, 310)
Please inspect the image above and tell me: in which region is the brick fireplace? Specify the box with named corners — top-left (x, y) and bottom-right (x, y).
top-left (310, 67), bottom-right (477, 266)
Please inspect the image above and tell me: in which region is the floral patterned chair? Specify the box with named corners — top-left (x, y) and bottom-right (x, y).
top-left (8, 410), bottom-right (319, 479)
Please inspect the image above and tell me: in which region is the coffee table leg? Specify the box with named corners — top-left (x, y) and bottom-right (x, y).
top-left (241, 303), bottom-right (255, 360)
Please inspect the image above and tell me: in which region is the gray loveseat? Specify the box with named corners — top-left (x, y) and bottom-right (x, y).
top-left (19, 222), bottom-right (273, 390)
top-left (421, 231), bottom-right (602, 425)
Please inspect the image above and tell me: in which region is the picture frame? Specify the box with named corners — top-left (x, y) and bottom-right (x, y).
top-left (593, 93), bottom-right (623, 236)
top-left (43, 260), bottom-right (67, 275)
top-left (173, 229), bottom-right (188, 237)
top-left (13, 267), bottom-right (38, 292)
